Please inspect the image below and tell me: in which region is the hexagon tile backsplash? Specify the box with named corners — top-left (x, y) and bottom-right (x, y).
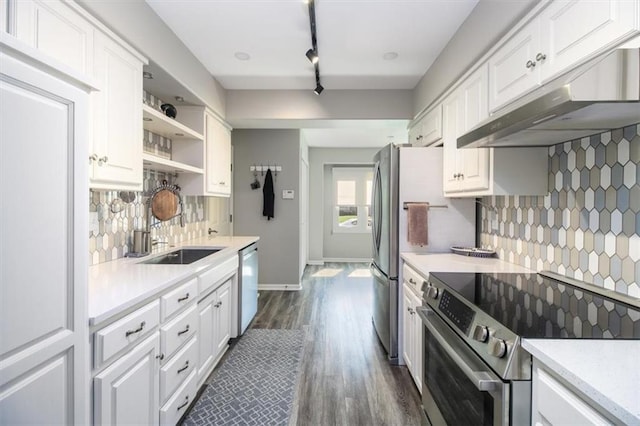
top-left (479, 123), bottom-right (640, 297)
top-left (89, 169), bottom-right (208, 266)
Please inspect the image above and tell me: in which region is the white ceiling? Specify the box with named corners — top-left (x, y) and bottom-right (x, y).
top-left (144, 0), bottom-right (478, 147)
top-left (145, 0), bottom-right (479, 91)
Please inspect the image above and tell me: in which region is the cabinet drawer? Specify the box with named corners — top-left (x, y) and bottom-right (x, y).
top-left (94, 300), bottom-right (160, 367)
top-left (161, 305), bottom-right (198, 359)
top-left (402, 264), bottom-right (427, 297)
top-left (198, 255), bottom-right (238, 295)
top-left (161, 278), bottom-right (198, 321)
top-left (160, 335), bottom-right (198, 404)
top-left (160, 369), bottom-right (197, 426)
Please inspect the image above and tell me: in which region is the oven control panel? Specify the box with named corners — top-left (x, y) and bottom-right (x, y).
top-left (438, 290), bottom-right (475, 335)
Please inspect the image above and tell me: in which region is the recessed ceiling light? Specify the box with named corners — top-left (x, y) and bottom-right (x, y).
top-left (142, 71), bottom-right (153, 79)
top-left (234, 52), bottom-right (251, 61)
top-left (383, 52), bottom-right (398, 61)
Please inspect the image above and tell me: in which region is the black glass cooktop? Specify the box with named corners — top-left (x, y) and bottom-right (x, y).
top-left (429, 272), bottom-right (640, 339)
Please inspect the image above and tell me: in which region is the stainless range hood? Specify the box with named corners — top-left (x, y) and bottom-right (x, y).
top-left (458, 48), bottom-right (640, 149)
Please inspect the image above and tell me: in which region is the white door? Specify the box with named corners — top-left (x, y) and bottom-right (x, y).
top-left (215, 281), bottom-right (232, 355)
top-left (93, 333), bottom-right (160, 425)
top-left (300, 157), bottom-right (309, 279)
top-left (0, 48), bottom-right (89, 424)
top-left (90, 31), bottom-right (143, 190)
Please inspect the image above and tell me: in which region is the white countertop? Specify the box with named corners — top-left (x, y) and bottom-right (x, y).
top-left (400, 252), bottom-right (532, 275)
top-left (523, 339), bottom-right (640, 424)
top-left (89, 236), bottom-right (258, 327)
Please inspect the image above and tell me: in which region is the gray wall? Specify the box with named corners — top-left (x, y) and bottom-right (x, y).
top-left (77, 0), bottom-right (226, 116)
top-left (413, 0), bottom-right (537, 115)
top-left (308, 148), bottom-right (379, 262)
top-left (232, 130), bottom-right (301, 286)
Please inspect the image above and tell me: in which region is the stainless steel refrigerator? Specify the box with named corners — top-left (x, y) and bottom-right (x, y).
top-left (370, 144), bottom-right (475, 364)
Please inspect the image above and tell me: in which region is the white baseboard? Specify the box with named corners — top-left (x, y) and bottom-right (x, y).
top-left (321, 258), bottom-right (370, 263)
top-left (258, 283), bottom-right (302, 291)
top-left (307, 260), bottom-right (324, 266)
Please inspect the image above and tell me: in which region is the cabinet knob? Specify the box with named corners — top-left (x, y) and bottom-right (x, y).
top-left (98, 156), bottom-right (108, 165)
top-left (526, 60), bottom-right (536, 69)
top-left (409, 278), bottom-right (416, 284)
top-left (219, 181), bottom-right (226, 185)
top-left (535, 52), bottom-right (547, 62)
top-left (416, 135), bottom-right (423, 141)
top-left (156, 353), bottom-right (165, 360)
top-left (89, 154), bottom-right (98, 164)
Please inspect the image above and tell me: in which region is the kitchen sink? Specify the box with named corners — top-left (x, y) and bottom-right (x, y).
top-left (140, 248), bottom-right (223, 265)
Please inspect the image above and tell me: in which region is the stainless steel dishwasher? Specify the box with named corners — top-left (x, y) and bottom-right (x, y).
top-left (238, 242), bottom-right (258, 335)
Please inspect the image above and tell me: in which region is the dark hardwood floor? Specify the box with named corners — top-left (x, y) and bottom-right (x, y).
top-left (252, 263), bottom-right (424, 426)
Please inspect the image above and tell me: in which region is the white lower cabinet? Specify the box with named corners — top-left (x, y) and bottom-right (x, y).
top-left (532, 361), bottom-right (612, 425)
top-left (401, 282), bottom-right (423, 392)
top-left (160, 336), bottom-right (198, 404)
top-left (93, 332), bottom-right (160, 426)
top-left (197, 278), bottom-right (233, 386)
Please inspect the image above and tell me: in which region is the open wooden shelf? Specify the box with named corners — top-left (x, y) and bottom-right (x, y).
top-left (142, 153), bottom-right (204, 175)
top-left (142, 104), bottom-right (204, 141)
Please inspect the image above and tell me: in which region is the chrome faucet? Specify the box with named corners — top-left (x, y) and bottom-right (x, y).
top-left (151, 238), bottom-right (169, 246)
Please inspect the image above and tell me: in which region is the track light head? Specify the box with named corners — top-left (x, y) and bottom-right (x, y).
top-left (314, 83), bottom-right (324, 95)
top-left (305, 48), bottom-right (319, 64)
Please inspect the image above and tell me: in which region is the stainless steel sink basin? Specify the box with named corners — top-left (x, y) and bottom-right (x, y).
top-left (140, 248), bottom-right (222, 265)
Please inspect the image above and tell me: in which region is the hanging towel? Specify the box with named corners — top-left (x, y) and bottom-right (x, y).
top-left (262, 169), bottom-right (275, 220)
top-left (407, 203), bottom-right (429, 246)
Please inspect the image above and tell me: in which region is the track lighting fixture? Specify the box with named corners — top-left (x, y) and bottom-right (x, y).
top-left (306, 0), bottom-right (323, 94)
top-left (305, 48), bottom-right (319, 64)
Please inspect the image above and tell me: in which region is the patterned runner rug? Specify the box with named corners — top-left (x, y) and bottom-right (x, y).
top-left (183, 329), bottom-right (305, 426)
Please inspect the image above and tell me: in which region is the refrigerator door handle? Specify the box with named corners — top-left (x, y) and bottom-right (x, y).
top-left (372, 161), bottom-right (382, 256)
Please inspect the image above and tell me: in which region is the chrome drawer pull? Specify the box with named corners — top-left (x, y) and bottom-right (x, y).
top-left (177, 396), bottom-right (189, 411)
top-left (125, 321), bottom-right (146, 337)
top-left (177, 360), bottom-right (190, 374)
top-left (177, 293), bottom-right (190, 302)
top-left (177, 324), bottom-right (190, 336)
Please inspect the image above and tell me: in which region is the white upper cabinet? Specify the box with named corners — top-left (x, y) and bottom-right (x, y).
top-left (177, 107), bottom-right (232, 197)
top-left (443, 64), bottom-right (548, 197)
top-left (12, 0), bottom-right (94, 75)
top-left (409, 106), bottom-right (442, 147)
top-left (539, 0), bottom-right (640, 81)
top-left (489, 0), bottom-right (639, 112)
top-left (6, 0), bottom-right (147, 191)
top-left (205, 112), bottom-right (232, 197)
top-left (90, 31), bottom-right (144, 190)
top-left (443, 64), bottom-right (490, 194)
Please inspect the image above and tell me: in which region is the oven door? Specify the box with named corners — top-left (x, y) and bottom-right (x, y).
top-left (416, 307), bottom-right (510, 426)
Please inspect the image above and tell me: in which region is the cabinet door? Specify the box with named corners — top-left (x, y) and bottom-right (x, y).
top-left (90, 31), bottom-right (143, 190)
top-left (459, 65), bottom-right (490, 192)
top-left (197, 292), bottom-right (216, 383)
top-left (442, 91), bottom-right (463, 193)
top-left (539, 0), bottom-right (640, 82)
top-left (533, 364), bottom-right (611, 425)
top-left (401, 284), bottom-right (414, 373)
top-left (12, 0), bottom-right (94, 75)
top-left (93, 333), bottom-right (160, 426)
top-left (421, 106), bottom-right (443, 146)
top-left (488, 18), bottom-right (540, 112)
top-left (0, 49), bottom-right (89, 425)
top-left (410, 291), bottom-right (423, 392)
top-left (205, 112), bottom-right (231, 197)
top-left (215, 280), bottom-right (232, 355)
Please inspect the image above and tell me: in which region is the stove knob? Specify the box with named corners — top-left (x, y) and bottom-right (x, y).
top-left (472, 325), bottom-right (489, 343)
top-left (488, 337), bottom-right (508, 358)
top-left (426, 286), bottom-right (440, 299)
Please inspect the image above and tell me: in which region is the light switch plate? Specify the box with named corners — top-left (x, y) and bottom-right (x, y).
top-left (282, 190), bottom-right (294, 199)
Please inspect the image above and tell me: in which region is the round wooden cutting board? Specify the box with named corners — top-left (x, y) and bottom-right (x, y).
top-left (151, 189), bottom-right (178, 221)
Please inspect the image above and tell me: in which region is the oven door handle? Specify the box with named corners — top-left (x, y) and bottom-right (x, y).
top-left (416, 306), bottom-right (502, 392)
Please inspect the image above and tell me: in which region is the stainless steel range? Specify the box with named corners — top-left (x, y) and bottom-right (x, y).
top-left (416, 270), bottom-right (640, 426)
